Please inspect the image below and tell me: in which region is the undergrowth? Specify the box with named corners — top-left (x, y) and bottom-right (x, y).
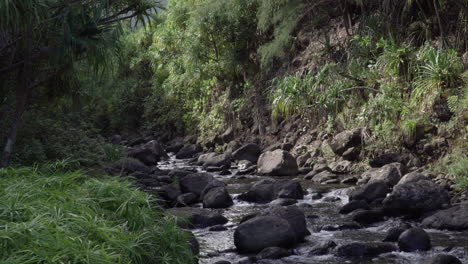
top-left (0, 162), bottom-right (195, 264)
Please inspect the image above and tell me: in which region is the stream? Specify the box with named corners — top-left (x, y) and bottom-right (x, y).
top-left (156, 155), bottom-right (468, 264)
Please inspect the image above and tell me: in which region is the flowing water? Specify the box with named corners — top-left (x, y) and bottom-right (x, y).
top-left (157, 155), bottom-right (468, 264)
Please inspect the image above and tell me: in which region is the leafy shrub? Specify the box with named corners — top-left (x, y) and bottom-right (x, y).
top-left (0, 162), bottom-right (195, 264)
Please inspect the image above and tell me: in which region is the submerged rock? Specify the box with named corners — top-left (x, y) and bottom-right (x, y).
top-left (335, 242), bottom-right (397, 257)
top-left (167, 207), bottom-right (228, 229)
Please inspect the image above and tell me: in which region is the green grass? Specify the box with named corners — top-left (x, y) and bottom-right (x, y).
top-left (0, 162), bottom-right (195, 264)
top-left (449, 157), bottom-right (468, 190)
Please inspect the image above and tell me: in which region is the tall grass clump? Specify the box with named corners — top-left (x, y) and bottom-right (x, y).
top-left (0, 161), bottom-right (195, 264)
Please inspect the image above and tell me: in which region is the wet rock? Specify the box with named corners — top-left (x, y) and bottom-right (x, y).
top-left (383, 225), bottom-right (410, 242)
top-left (255, 247), bottom-right (291, 260)
top-left (335, 242), bottom-right (397, 257)
top-left (323, 196), bottom-right (341, 202)
top-left (339, 200), bottom-right (369, 214)
top-left (175, 144), bottom-right (202, 159)
top-left (179, 173), bottom-right (215, 198)
top-left (168, 169), bottom-right (194, 179)
top-left (176, 193), bottom-right (198, 206)
top-left (260, 206), bottom-right (310, 239)
top-left (397, 171), bottom-right (429, 185)
top-left (320, 222), bottom-right (362, 231)
top-left (270, 198), bottom-right (297, 206)
top-left (349, 180), bottom-right (390, 203)
top-left (308, 241), bottom-right (337, 256)
top-left (341, 176), bottom-right (358, 184)
top-left (257, 150), bottom-right (298, 176)
top-left (209, 225), bottom-right (228, 232)
top-left (203, 187), bottom-right (233, 209)
top-left (115, 157), bottom-right (151, 174)
top-left (310, 171), bottom-right (339, 183)
top-left (234, 216), bottom-right (297, 253)
top-left (128, 148), bottom-right (160, 166)
top-left (398, 227), bottom-right (431, 252)
top-left (366, 163), bottom-right (404, 186)
top-left (157, 184), bottom-right (182, 204)
top-left (166, 207), bottom-right (228, 229)
top-left (232, 143), bottom-right (262, 164)
top-left (198, 152), bottom-right (232, 167)
top-left (350, 209), bottom-right (384, 225)
top-left (187, 232), bottom-right (200, 256)
top-left (238, 179), bottom-right (304, 203)
top-left (383, 180), bottom-right (450, 216)
top-left (235, 257), bottom-right (253, 264)
top-left (427, 254), bottom-right (463, 264)
top-left (311, 193), bottom-right (323, 199)
top-left (157, 176), bottom-right (172, 184)
top-left (329, 128), bottom-right (362, 156)
top-left (421, 204), bottom-right (468, 230)
top-left (214, 261), bottom-right (231, 264)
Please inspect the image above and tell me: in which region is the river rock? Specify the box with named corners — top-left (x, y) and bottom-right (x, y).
top-left (203, 187), bottom-right (233, 208)
top-left (383, 225), bottom-right (410, 242)
top-left (366, 163), bottom-right (403, 186)
top-left (234, 216), bottom-right (297, 253)
top-left (255, 247), bottom-right (291, 260)
top-left (168, 169), bottom-right (194, 179)
top-left (349, 180), bottom-right (390, 203)
top-left (397, 171), bottom-right (429, 185)
top-left (176, 193), bottom-right (198, 206)
top-left (260, 206), bottom-right (310, 239)
top-left (232, 143), bottom-right (262, 163)
top-left (167, 207), bottom-right (228, 229)
top-left (257, 150), bottom-right (298, 176)
top-left (158, 184), bottom-right (182, 202)
top-left (237, 179), bottom-right (304, 203)
top-left (421, 204), bottom-right (468, 230)
top-left (427, 254), bottom-right (463, 264)
top-left (115, 157), bottom-right (151, 174)
top-left (383, 180), bottom-right (450, 216)
top-left (308, 241), bottom-right (337, 256)
top-left (270, 198), bottom-right (297, 206)
top-left (329, 128), bottom-right (362, 156)
top-left (127, 147), bottom-right (161, 166)
top-left (335, 242), bottom-right (397, 257)
top-left (179, 173), bottom-right (215, 198)
top-left (339, 200), bottom-right (369, 214)
top-left (350, 209), bottom-right (384, 225)
top-left (310, 171), bottom-right (339, 183)
top-left (175, 144), bottom-right (202, 159)
top-left (398, 227), bottom-right (431, 252)
top-left (198, 152), bottom-right (232, 167)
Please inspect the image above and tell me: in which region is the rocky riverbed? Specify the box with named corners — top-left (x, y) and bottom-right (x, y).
top-left (109, 134), bottom-right (468, 264)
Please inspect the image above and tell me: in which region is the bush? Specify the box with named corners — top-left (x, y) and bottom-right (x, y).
top-left (0, 162), bottom-right (195, 264)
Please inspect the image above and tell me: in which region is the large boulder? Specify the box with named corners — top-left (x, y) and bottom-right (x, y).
top-left (202, 187), bottom-right (233, 209)
top-left (232, 143), bottom-right (262, 163)
top-left (398, 227), bottom-right (431, 252)
top-left (175, 144), bottom-right (202, 159)
top-left (198, 152), bottom-right (232, 167)
top-left (237, 179), bottom-right (304, 203)
top-left (349, 181), bottom-right (390, 203)
top-left (145, 140), bottom-right (168, 159)
top-left (421, 204), bottom-right (468, 230)
top-left (257, 150), bottom-right (298, 176)
top-left (179, 173), bottom-right (215, 198)
top-left (339, 200), bottom-right (369, 214)
top-left (127, 148), bottom-right (160, 166)
top-left (260, 206), bottom-right (309, 239)
top-left (329, 128), bottom-right (362, 156)
top-left (383, 180), bottom-right (450, 216)
top-left (366, 163), bottom-right (404, 187)
top-left (234, 216), bottom-right (297, 253)
top-left (166, 207), bottom-right (228, 229)
top-left (234, 216), bottom-right (296, 253)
